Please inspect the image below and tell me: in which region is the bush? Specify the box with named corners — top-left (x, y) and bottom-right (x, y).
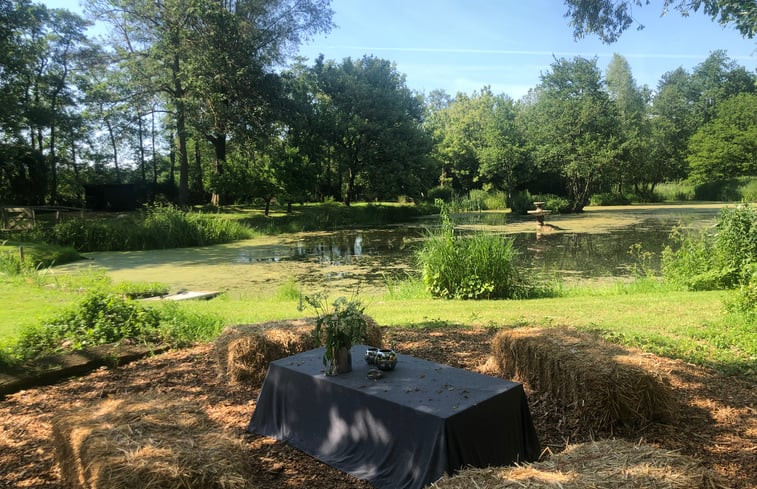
top-left (534, 194), bottom-right (572, 213)
top-left (426, 186), bottom-right (453, 203)
top-left (116, 281), bottom-right (170, 299)
top-left (46, 205), bottom-right (251, 252)
top-left (12, 292), bottom-right (161, 360)
top-left (662, 203), bottom-right (757, 290)
top-left (508, 190), bottom-right (533, 215)
top-left (418, 203), bottom-right (525, 299)
top-left (589, 192), bottom-right (632, 206)
top-left (694, 177), bottom-right (749, 202)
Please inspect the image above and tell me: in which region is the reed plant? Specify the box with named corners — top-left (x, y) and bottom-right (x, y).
top-left (46, 205), bottom-right (251, 252)
top-left (418, 202), bottom-right (526, 299)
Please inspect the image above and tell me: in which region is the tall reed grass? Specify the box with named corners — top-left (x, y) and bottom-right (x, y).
top-left (417, 203), bottom-right (526, 299)
top-left (46, 206), bottom-right (251, 252)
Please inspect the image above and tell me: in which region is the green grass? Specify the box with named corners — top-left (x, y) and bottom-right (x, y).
top-left (2, 269), bottom-right (753, 376)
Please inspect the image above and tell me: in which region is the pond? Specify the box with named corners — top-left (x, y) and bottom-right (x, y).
top-left (54, 203), bottom-right (726, 295)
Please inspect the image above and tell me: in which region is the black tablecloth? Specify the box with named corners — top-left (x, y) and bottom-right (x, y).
top-left (248, 345), bottom-right (540, 489)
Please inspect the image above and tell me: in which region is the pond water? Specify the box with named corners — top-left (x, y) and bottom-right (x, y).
top-left (55, 204), bottom-right (726, 294)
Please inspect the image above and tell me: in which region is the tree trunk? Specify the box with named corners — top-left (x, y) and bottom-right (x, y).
top-left (151, 110), bottom-right (158, 185)
top-left (137, 114), bottom-right (146, 183)
top-left (173, 52), bottom-right (189, 208)
top-left (192, 138), bottom-right (203, 202)
top-left (105, 117), bottom-right (121, 183)
top-left (169, 131), bottom-right (176, 185)
top-left (208, 133), bottom-right (226, 206)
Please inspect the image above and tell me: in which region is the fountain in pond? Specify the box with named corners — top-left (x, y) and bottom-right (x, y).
top-left (527, 201), bottom-right (551, 227)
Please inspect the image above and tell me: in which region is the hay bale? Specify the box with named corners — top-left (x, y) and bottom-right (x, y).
top-left (430, 439), bottom-right (728, 489)
top-left (491, 327), bottom-right (677, 430)
top-left (51, 394), bottom-right (254, 489)
top-left (214, 316), bottom-right (383, 385)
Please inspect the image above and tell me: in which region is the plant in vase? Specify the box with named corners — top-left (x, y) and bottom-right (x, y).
top-left (304, 292), bottom-right (367, 375)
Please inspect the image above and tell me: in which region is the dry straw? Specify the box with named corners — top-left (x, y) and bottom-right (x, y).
top-left (491, 327), bottom-right (677, 430)
top-left (214, 316), bottom-right (383, 384)
top-left (51, 394), bottom-right (255, 489)
top-left (430, 439), bottom-right (729, 489)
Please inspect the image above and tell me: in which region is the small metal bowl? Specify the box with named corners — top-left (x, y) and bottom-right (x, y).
top-left (364, 347), bottom-right (379, 365)
top-left (374, 349), bottom-right (397, 371)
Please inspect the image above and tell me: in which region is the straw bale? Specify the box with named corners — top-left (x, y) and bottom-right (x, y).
top-left (215, 316), bottom-right (383, 385)
top-left (491, 327), bottom-right (677, 430)
top-left (430, 439), bottom-right (728, 489)
top-left (51, 394), bottom-right (254, 489)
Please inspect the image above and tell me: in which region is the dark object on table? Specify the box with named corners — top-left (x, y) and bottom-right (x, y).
top-left (249, 345), bottom-right (540, 489)
top-left (374, 348), bottom-right (397, 371)
top-left (367, 368), bottom-right (383, 380)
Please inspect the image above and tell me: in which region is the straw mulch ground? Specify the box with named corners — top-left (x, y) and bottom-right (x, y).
top-left (52, 395), bottom-right (255, 489)
top-left (430, 439), bottom-right (730, 488)
top-left (1, 326), bottom-right (755, 489)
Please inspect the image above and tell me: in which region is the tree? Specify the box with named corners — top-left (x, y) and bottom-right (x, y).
top-left (687, 93), bottom-right (757, 183)
top-left (564, 0), bottom-right (757, 43)
top-left (604, 53), bottom-right (652, 194)
top-left (521, 57), bottom-right (620, 211)
top-left (428, 87), bottom-right (526, 197)
top-left (185, 0), bottom-right (333, 206)
top-left (313, 55), bottom-right (432, 205)
top-left (648, 68), bottom-right (699, 185)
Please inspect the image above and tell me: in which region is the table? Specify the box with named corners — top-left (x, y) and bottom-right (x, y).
top-left (248, 345), bottom-right (540, 489)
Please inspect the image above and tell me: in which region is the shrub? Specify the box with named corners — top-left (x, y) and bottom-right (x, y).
top-left (13, 292), bottom-right (161, 360)
top-left (662, 203), bottom-right (757, 290)
top-left (589, 192), bottom-right (631, 206)
top-left (116, 281), bottom-right (170, 299)
top-left (418, 203), bottom-right (525, 299)
top-left (46, 205), bottom-right (251, 252)
top-left (426, 186), bottom-right (453, 203)
top-left (157, 302), bottom-right (225, 347)
top-left (533, 193), bottom-right (572, 213)
top-left (508, 190), bottom-right (533, 215)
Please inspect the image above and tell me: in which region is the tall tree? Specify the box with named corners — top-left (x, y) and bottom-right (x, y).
top-left (522, 57), bottom-right (620, 211)
top-left (186, 0), bottom-right (333, 206)
top-left (688, 92), bottom-right (757, 182)
top-left (313, 55), bottom-right (433, 205)
top-left (605, 53), bottom-right (651, 194)
top-left (564, 0), bottom-right (757, 43)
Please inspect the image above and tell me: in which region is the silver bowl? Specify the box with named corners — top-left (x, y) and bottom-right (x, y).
top-left (364, 347), bottom-right (379, 365)
top-left (374, 349), bottom-right (397, 371)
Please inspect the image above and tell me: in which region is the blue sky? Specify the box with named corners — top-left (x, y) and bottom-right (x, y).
top-left (45, 0), bottom-right (756, 99)
top-left (296, 0), bottom-right (757, 98)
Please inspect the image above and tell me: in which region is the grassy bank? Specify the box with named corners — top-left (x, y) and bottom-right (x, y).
top-left (2, 271), bottom-right (752, 377)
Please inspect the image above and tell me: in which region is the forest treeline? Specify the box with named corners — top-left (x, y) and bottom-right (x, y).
top-left (1, 0), bottom-right (755, 212)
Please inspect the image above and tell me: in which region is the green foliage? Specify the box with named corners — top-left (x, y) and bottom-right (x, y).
top-left (688, 93), bottom-right (757, 183)
top-left (156, 302), bottom-right (225, 347)
top-left (508, 190), bottom-right (534, 214)
top-left (116, 281), bottom-right (170, 299)
top-left (694, 177), bottom-right (757, 201)
top-left (590, 192), bottom-right (632, 206)
top-left (275, 278), bottom-right (301, 301)
top-left (302, 292), bottom-right (367, 373)
top-left (426, 186), bottom-right (454, 203)
top-left (533, 193), bottom-right (572, 213)
top-left (662, 203), bottom-right (757, 290)
top-left (46, 206), bottom-right (251, 251)
top-left (448, 189), bottom-right (509, 212)
top-left (418, 203), bottom-right (525, 299)
top-left (654, 181), bottom-right (695, 201)
top-left (12, 292), bottom-right (161, 361)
